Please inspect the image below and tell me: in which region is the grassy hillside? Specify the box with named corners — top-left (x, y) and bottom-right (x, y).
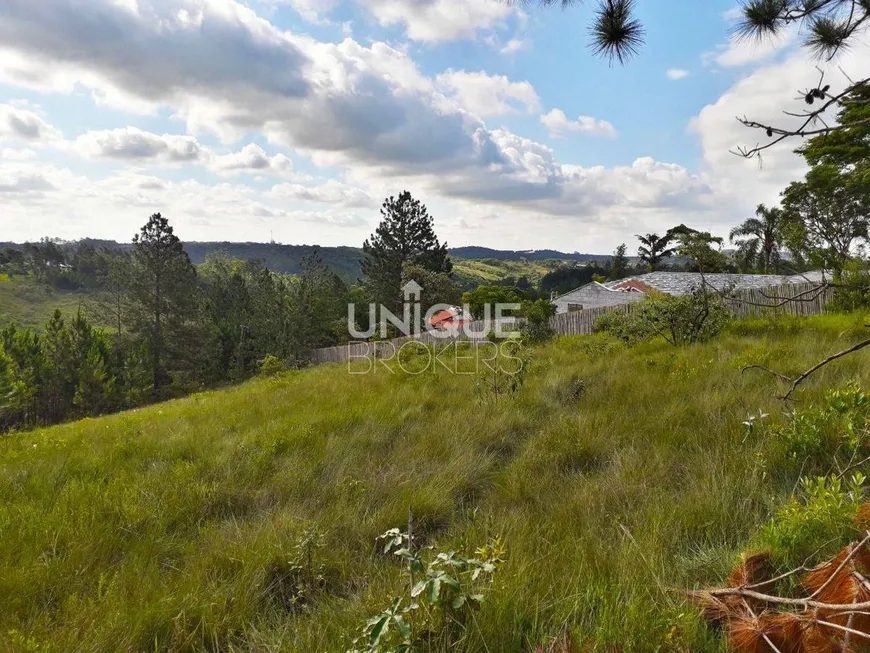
top-left (451, 257), bottom-right (563, 289)
top-left (0, 275), bottom-right (94, 329)
top-left (2, 314), bottom-right (870, 651)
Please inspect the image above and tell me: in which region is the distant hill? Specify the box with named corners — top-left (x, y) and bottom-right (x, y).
top-left (449, 246), bottom-right (608, 262)
top-left (1, 240), bottom-right (608, 285)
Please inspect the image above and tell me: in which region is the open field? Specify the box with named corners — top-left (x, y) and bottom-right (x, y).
top-left (2, 314), bottom-right (870, 651)
top-left (0, 276), bottom-right (97, 330)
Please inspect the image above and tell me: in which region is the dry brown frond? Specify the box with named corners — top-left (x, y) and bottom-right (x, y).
top-left (730, 551), bottom-right (774, 588)
top-left (688, 590), bottom-right (747, 625)
top-left (802, 547), bottom-right (858, 609)
top-left (729, 612), bottom-right (806, 653)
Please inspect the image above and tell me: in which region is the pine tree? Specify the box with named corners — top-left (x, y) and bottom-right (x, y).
top-left (361, 191), bottom-right (451, 313)
top-left (127, 214), bottom-right (200, 395)
top-left (608, 243), bottom-right (629, 280)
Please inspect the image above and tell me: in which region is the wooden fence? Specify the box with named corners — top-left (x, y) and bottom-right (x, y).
top-left (309, 281), bottom-right (835, 365)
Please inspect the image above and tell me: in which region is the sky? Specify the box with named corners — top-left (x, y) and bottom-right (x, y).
top-left (0, 0), bottom-right (867, 253)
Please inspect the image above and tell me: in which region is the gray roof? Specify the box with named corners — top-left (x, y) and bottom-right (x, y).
top-left (604, 271), bottom-right (826, 296)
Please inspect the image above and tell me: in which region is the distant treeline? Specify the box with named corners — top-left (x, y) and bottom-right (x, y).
top-left (0, 240), bottom-right (612, 284)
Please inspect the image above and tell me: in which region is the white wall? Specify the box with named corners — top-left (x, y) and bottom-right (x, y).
top-left (552, 282), bottom-right (646, 314)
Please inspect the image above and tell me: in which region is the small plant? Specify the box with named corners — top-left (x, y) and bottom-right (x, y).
top-left (259, 354), bottom-right (286, 376)
top-left (265, 523), bottom-right (327, 612)
top-left (474, 344), bottom-right (529, 403)
top-left (348, 527), bottom-right (505, 653)
top-left (741, 409), bottom-right (769, 439)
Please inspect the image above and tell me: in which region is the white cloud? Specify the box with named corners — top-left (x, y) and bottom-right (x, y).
top-left (269, 0), bottom-right (513, 41)
top-left (269, 179), bottom-right (374, 207)
top-left (0, 161), bottom-right (370, 243)
top-left (500, 38), bottom-right (528, 55)
top-left (540, 109), bottom-right (617, 138)
top-left (666, 68), bottom-right (689, 80)
top-left (74, 127), bottom-right (205, 163)
top-left (210, 144), bottom-right (295, 176)
top-left (0, 0), bottom-right (774, 250)
top-left (436, 70), bottom-right (541, 118)
top-left (703, 27), bottom-right (797, 68)
top-left (72, 127), bottom-right (299, 177)
top-left (690, 40), bottom-right (870, 220)
top-left (0, 104), bottom-right (63, 143)
top-left (0, 0), bottom-right (310, 115)
top-left (1, 147), bottom-right (38, 161)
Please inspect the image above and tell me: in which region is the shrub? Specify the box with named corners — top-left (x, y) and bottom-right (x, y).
top-left (259, 354), bottom-right (286, 376)
top-left (594, 289), bottom-right (730, 347)
top-left (828, 259), bottom-right (870, 312)
top-left (761, 381), bottom-right (870, 474)
top-left (518, 299), bottom-right (556, 344)
top-left (755, 473), bottom-right (866, 568)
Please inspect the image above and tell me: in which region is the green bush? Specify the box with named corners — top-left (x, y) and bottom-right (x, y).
top-left (761, 381), bottom-right (870, 474)
top-left (259, 354), bottom-right (287, 376)
top-left (754, 473), bottom-right (866, 568)
top-left (829, 259), bottom-right (870, 312)
top-left (518, 299), bottom-right (555, 344)
top-left (594, 289), bottom-right (730, 346)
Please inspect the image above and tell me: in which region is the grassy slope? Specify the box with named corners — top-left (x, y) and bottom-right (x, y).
top-left (451, 258), bottom-right (562, 289)
top-left (3, 315), bottom-right (870, 651)
top-left (0, 276), bottom-right (96, 329)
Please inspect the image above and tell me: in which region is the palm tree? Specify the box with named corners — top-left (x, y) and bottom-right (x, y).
top-left (729, 204), bottom-right (784, 274)
top-left (636, 232), bottom-right (676, 271)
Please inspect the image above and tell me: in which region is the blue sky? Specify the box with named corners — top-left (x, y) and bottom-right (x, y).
top-left (0, 0), bottom-right (865, 252)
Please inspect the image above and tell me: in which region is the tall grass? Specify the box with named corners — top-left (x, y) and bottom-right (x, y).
top-left (2, 314), bottom-right (870, 651)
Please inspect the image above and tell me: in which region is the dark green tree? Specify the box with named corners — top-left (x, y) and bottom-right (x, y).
top-left (362, 191), bottom-right (451, 313)
top-left (607, 243), bottom-right (629, 280)
top-left (636, 233), bottom-right (676, 271)
top-left (461, 285), bottom-right (527, 320)
top-left (780, 164), bottom-right (869, 275)
top-left (127, 214), bottom-right (201, 395)
top-left (676, 230), bottom-right (729, 273)
top-left (729, 204), bottom-right (785, 273)
top-left (289, 247), bottom-right (349, 357)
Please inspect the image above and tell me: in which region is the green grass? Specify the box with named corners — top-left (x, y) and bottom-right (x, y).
top-left (0, 276), bottom-right (97, 329)
top-left (3, 313), bottom-right (870, 651)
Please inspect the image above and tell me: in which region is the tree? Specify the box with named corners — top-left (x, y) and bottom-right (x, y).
top-left (608, 243), bottom-right (629, 280)
top-left (402, 263), bottom-right (461, 315)
top-left (362, 192), bottom-right (451, 313)
top-left (780, 164), bottom-right (869, 275)
top-left (539, 265), bottom-right (607, 295)
top-left (513, 0), bottom-right (870, 157)
top-left (729, 204), bottom-right (785, 273)
top-left (461, 285), bottom-right (528, 320)
top-left (636, 233), bottom-right (676, 271)
top-left (127, 214), bottom-right (200, 395)
top-left (89, 251), bottom-right (132, 340)
top-left (676, 230), bottom-right (730, 273)
top-left (289, 247), bottom-right (349, 357)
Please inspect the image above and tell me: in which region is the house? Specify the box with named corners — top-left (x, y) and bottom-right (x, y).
top-left (551, 271), bottom-right (826, 314)
top-left (428, 306), bottom-right (473, 331)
